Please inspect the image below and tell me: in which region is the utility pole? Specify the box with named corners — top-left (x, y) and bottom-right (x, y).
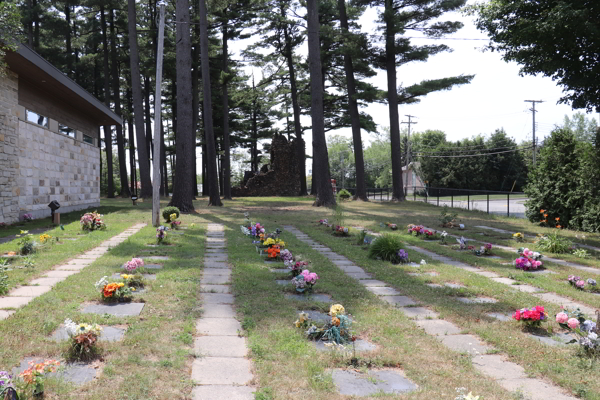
top-left (525, 100), bottom-right (543, 166)
top-left (152, 2), bottom-right (165, 226)
top-left (401, 115), bottom-right (417, 186)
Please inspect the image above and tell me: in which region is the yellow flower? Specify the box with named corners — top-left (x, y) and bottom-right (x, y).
top-left (20, 230), bottom-right (28, 234)
top-left (263, 238), bottom-right (275, 246)
top-left (117, 282), bottom-right (125, 288)
top-left (294, 319), bottom-right (301, 328)
top-left (190, 223), bottom-right (195, 228)
top-left (170, 213), bottom-right (178, 221)
top-left (329, 304), bottom-right (345, 317)
top-left (121, 274), bottom-right (132, 279)
top-left (132, 288), bottom-right (136, 291)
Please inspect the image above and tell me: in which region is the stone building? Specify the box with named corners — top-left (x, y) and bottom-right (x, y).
top-left (0, 43), bottom-right (120, 223)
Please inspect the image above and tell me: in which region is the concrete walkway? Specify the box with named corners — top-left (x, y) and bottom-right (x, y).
top-left (284, 225), bottom-right (579, 400)
top-left (191, 223), bottom-right (254, 400)
top-left (0, 223), bottom-right (147, 321)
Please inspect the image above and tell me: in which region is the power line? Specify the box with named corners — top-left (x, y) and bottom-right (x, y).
top-left (414, 144), bottom-right (521, 154)
top-left (411, 146), bottom-right (533, 158)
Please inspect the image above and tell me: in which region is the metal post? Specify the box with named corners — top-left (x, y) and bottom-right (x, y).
top-left (507, 193), bottom-right (510, 217)
top-left (413, 187), bottom-right (416, 201)
top-left (467, 193), bottom-right (470, 210)
top-left (437, 192), bottom-right (439, 207)
top-left (151, 2), bottom-right (165, 227)
top-left (451, 194), bottom-right (453, 208)
top-left (487, 193), bottom-right (489, 214)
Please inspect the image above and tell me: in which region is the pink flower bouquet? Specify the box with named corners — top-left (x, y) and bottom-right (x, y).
top-left (123, 257), bottom-right (144, 272)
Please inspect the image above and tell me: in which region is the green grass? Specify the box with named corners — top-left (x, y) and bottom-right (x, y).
top-left (2, 196), bottom-right (599, 399)
top-left (0, 199), bottom-right (210, 399)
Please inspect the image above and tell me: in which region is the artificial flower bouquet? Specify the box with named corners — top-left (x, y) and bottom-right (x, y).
top-left (452, 236), bottom-right (468, 251)
top-left (396, 249), bottom-right (410, 264)
top-left (18, 359), bottom-right (60, 397)
top-left (291, 269), bottom-right (319, 293)
top-left (472, 243), bottom-right (493, 256)
top-left (80, 211), bottom-right (106, 231)
top-left (385, 222), bottom-right (397, 230)
top-left (263, 237), bottom-right (285, 249)
top-left (281, 249), bottom-right (294, 267)
top-left (333, 225), bottom-right (350, 236)
top-left (39, 233), bottom-right (52, 244)
top-left (22, 213), bottom-right (33, 222)
top-left (156, 225), bottom-right (168, 244)
top-left (120, 273), bottom-right (145, 289)
top-left (567, 275), bottom-right (598, 292)
top-left (266, 244), bottom-right (281, 260)
top-left (288, 261), bottom-right (308, 278)
top-left (95, 276), bottom-right (133, 302)
top-left (298, 304), bottom-right (353, 345)
top-left (555, 307), bottom-right (593, 331)
top-left (514, 247), bottom-right (543, 271)
top-left (318, 219), bottom-right (328, 225)
top-left (64, 318), bottom-right (102, 360)
top-left (407, 224), bottom-right (437, 239)
top-left (169, 213), bottom-right (181, 229)
top-left (513, 232), bottom-right (525, 243)
top-left (123, 257), bottom-right (144, 273)
top-left (513, 305), bottom-right (548, 329)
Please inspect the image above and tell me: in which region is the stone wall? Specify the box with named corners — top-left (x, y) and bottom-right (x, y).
top-left (16, 119), bottom-right (100, 219)
top-left (0, 71), bottom-right (20, 223)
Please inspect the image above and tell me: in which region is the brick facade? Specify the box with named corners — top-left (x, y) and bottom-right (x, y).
top-left (0, 70), bottom-right (100, 223)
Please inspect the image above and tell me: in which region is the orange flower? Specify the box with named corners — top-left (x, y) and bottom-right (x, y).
top-left (540, 209), bottom-right (545, 213)
top-left (103, 283), bottom-right (119, 297)
top-left (332, 317), bottom-right (341, 327)
top-left (267, 246), bottom-right (280, 258)
top-left (556, 225), bottom-right (562, 229)
top-left (555, 217), bottom-right (560, 221)
top-left (543, 214), bottom-right (548, 218)
top-left (541, 220), bottom-right (547, 223)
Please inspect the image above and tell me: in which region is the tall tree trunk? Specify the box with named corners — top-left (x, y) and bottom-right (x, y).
top-left (191, 0), bottom-right (200, 198)
top-left (161, 122), bottom-right (168, 195)
top-left (384, 0), bottom-right (404, 201)
top-left (169, 0), bottom-right (196, 211)
top-left (251, 83), bottom-right (258, 172)
top-left (127, 90), bottom-right (137, 195)
top-left (27, 0), bottom-right (33, 47)
top-left (100, 5), bottom-right (115, 198)
top-left (127, 0), bottom-right (153, 198)
top-left (33, 0), bottom-right (39, 49)
top-left (144, 75), bottom-right (153, 160)
top-left (110, 8), bottom-right (130, 197)
top-left (65, 2), bottom-right (73, 76)
top-left (337, 0), bottom-right (367, 201)
top-left (199, 0), bottom-right (222, 206)
top-left (221, 22), bottom-right (232, 199)
top-left (282, 8), bottom-right (307, 196)
top-left (306, 0), bottom-right (335, 207)
top-left (310, 157), bottom-right (316, 194)
top-left (202, 142), bottom-right (207, 196)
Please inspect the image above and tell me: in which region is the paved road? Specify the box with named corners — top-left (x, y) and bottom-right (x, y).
top-left (367, 193), bottom-right (527, 219)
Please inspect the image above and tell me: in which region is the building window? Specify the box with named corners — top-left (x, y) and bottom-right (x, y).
top-left (83, 134), bottom-right (94, 144)
top-left (25, 109), bottom-right (48, 128)
top-left (59, 124), bottom-right (75, 138)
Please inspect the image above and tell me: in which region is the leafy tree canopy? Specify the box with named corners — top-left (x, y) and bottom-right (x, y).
top-left (469, 0), bottom-right (600, 111)
top-left (0, 2), bottom-right (22, 76)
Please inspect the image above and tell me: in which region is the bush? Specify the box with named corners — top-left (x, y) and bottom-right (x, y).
top-left (162, 206), bottom-right (180, 222)
top-left (535, 232), bottom-right (573, 254)
top-left (337, 189), bottom-right (352, 200)
top-left (524, 128), bottom-right (600, 232)
top-left (368, 234), bottom-right (403, 262)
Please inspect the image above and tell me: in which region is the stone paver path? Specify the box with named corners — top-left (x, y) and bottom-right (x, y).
top-left (191, 223), bottom-right (254, 400)
top-left (284, 225), bottom-right (579, 400)
top-left (0, 223), bottom-right (146, 320)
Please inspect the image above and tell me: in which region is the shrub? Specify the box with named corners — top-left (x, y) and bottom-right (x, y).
top-left (524, 128), bottom-right (600, 232)
top-left (0, 269), bottom-right (8, 295)
top-left (337, 189), bottom-right (352, 200)
top-left (535, 232), bottom-right (573, 254)
top-left (162, 206), bottom-right (180, 222)
top-left (368, 234), bottom-right (403, 262)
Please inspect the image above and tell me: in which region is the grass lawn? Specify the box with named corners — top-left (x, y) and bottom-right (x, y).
top-left (1, 196), bottom-right (598, 399)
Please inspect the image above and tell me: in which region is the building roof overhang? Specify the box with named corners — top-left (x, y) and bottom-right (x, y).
top-left (4, 42), bottom-right (121, 127)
